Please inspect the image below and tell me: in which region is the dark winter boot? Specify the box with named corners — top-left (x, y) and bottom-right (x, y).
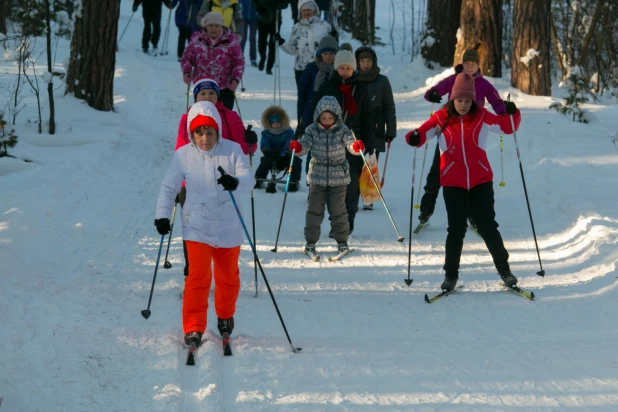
top-left (258, 58), bottom-right (265, 71)
top-left (499, 269), bottom-right (518, 288)
top-left (265, 182), bottom-right (277, 193)
top-left (266, 68), bottom-right (273, 75)
top-left (305, 242), bottom-right (316, 253)
top-left (440, 274), bottom-right (458, 292)
top-left (348, 219), bottom-right (354, 235)
top-left (184, 331), bottom-right (202, 346)
top-left (254, 181), bottom-right (263, 189)
top-left (363, 204), bottom-right (373, 211)
top-left (251, 60), bottom-right (258, 67)
top-left (337, 242), bottom-right (349, 253)
top-left (288, 181), bottom-right (298, 192)
top-left (217, 317), bottom-right (234, 336)
top-left (419, 213), bottom-right (432, 224)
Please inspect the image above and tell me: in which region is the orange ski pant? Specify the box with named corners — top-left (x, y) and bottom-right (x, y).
top-left (183, 241), bottom-right (241, 334)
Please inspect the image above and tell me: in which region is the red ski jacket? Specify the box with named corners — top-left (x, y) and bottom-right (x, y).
top-left (408, 106), bottom-right (521, 189)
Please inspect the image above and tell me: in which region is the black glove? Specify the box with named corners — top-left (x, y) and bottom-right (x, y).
top-left (427, 89), bottom-right (442, 104)
top-left (154, 218), bottom-right (171, 235)
top-left (244, 125), bottom-right (258, 145)
top-left (385, 136), bottom-right (396, 143)
top-left (274, 32), bottom-right (285, 45)
top-left (217, 174), bottom-right (239, 191)
top-left (407, 130), bottom-right (421, 146)
top-left (504, 101), bottom-right (517, 115)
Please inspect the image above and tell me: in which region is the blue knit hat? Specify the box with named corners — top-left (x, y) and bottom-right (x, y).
top-left (193, 78), bottom-right (220, 102)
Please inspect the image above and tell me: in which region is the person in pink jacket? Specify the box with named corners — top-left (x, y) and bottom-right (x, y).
top-left (175, 78), bottom-right (257, 276)
top-left (181, 12), bottom-right (245, 110)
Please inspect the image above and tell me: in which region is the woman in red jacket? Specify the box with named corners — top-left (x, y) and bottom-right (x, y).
top-left (406, 73), bottom-right (521, 293)
top-left (175, 77), bottom-right (257, 276)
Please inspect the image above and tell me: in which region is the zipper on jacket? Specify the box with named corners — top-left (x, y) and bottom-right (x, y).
top-left (460, 117), bottom-right (470, 188)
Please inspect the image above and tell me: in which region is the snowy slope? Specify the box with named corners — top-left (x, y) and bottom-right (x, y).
top-left (1, 2), bottom-right (618, 411)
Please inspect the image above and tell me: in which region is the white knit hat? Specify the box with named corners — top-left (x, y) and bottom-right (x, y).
top-left (334, 50), bottom-right (357, 71)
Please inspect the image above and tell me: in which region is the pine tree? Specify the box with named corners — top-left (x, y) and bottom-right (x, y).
top-left (549, 67), bottom-right (590, 123)
top-left (0, 113), bottom-right (19, 157)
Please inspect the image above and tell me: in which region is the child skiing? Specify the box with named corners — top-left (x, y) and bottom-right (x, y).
top-left (405, 73), bottom-right (521, 292)
top-left (419, 49), bottom-right (506, 229)
top-left (289, 96), bottom-right (364, 258)
top-left (254, 106), bottom-right (302, 192)
top-left (155, 101), bottom-right (255, 348)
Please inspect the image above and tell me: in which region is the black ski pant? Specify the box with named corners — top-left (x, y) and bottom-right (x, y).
top-left (219, 89), bottom-right (235, 111)
top-left (255, 152), bottom-right (302, 183)
top-left (241, 20), bottom-right (258, 63)
top-left (257, 21), bottom-right (276, 71)
top-left (442, 182), bottom-right (510, 277)
top-left (345, 152), bottom-right (363, 227)
top-left (420, 142), bottom-right (475, 224)
top-left (142, 5), bottom-right (162, 50)
top-left (176, 24), bottom-right (192, 58)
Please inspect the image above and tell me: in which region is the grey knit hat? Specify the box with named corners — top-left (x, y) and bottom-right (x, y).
top-left (334, 50), bottom-right (357, 70)
top-left (317, 35), bottom-right (338, 55)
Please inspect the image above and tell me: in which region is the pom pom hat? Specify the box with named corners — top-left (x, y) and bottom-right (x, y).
top-left (450, 73), bottom-right (476, 102)
top-left (334, 50), bottom-right (357, 71)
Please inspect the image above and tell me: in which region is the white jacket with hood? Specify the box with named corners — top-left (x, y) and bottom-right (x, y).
top-left (155, 101), bottom-right (255, 248)
top-left (281, 0), bottom-right (332, 71)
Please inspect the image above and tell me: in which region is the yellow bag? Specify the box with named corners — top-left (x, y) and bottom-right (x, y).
top-left (359, 153), bottom-right (380, 206)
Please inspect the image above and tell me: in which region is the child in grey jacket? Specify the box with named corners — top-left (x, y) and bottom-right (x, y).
top-left (289, 96), bottom-right (364, 256)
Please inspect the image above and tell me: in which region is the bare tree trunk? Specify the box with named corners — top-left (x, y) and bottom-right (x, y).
top-left (421, 0), bottom-right (462, 68)
top-left (340, 0), bottom-right (354, 32)
top-left (44, 0), bottom-right (55, 134)
top-left (454, 0), bottom-right (502, 77)
top-left (352, 0), bottom-right (375, 45)
top-left (65, 0), bottom-right (121, 112)
top-left (578, 0), bottom-right (607, 67)
top-left (511, 0), bottom-right (551, 96)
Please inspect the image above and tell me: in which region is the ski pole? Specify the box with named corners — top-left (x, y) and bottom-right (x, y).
top-left (413, 143), bottom-right (428, 209)
top-left (186, 84), bottom-right (190, 111)
top-left (234, 93), bottom-right (243, 119)
top-left (117, 11), bottom-right (136, 50)
top-left (351, 131), bottom-right (404, 242)
top-left (141, 233), bottom-right (166, 319)
top-left (217, 166), bottom-right (302, 353)
top-left (405, 147), bottom-right (417, 286)
top-left (163, 202), bottom-right (178, 269)
top-left (414, 106), bottom-right (434, 208)
top-left (271, 149), bottom-right (297, 252)
top-left (160, 7), bottom-right (172, 55)
top-left (248, 130), bottom-right (258, 297)
top-left (275, 10), bottom-right (282, 106)
top-left (507, 94), bottom-right (544, 277)
top-left (380, 140), bottom-right (391, 188)
top-left (240, 77), bottom-right (246, 92)
top-left (499, 134), bottom-right (506, 187)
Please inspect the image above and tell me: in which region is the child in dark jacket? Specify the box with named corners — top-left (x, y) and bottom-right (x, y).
top-left (406, 73), bottom-right (521, 293)
top-left (289, 96), bottom-right (364, 256)
top-left (254, 106), bottom-right (302, 192)
top-left (419, 49), bottom-right (506, 227)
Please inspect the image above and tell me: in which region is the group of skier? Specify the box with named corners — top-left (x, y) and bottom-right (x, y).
top-left (150, 1), bottom-right (523, 350)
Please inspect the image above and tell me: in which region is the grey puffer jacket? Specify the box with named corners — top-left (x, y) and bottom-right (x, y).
top-left (298, 96), bottom-right (359, 187)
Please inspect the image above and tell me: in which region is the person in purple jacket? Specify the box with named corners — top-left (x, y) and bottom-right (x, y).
top-left (418, 49), bottom-right (506, 228)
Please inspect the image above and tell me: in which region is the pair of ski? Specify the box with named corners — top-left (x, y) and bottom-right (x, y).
top-left (424, 284), bottom-right (535, 303)
top-left (306, 248), bottom-right (355, 262)
top-left (186, 332), bottom-right (232, 366)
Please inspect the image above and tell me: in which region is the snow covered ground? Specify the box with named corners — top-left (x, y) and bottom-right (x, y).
top-left (1, 2), bottom-right (618, 411)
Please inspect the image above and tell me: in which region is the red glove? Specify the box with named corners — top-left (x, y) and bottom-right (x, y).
top-left (351, 140), bottom-right (365, 153)
top-left (183, 73), bottom-right (191, 85)
top-left (289, 140), bottom-right (302, 153)
top-left (228, 79), bottom-right (239, 91)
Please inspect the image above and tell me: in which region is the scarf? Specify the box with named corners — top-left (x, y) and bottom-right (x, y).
top-left (338, 84), bottom-right (357, 116)
top-left (358, 67), bottom-right (380, 83)
top-left (314, 61), bottom-right (334, 92)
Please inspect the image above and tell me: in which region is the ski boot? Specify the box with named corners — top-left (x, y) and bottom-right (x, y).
top-left (363, 204), bottom-right (373, 211)
top-left (288, 181), bottom-right (299, 192)
top-left (337, 242), bottom-right (349, 253)
top-left (184, 331), bottom-right (203, 346)
top-left (217, 317), bottom-right (234, 336)
top-left (499, 269), bottom-right (518, 288)
top-left (305, 242), bottom-right (316, 253)
top-left (440, 274), bottom-right (458, 292)
top-left (419, 212), bottom-right (431, 225)
top-left (254, 181), bottom-right (263, 189)
top-left (265, 182), bottom-right (277, 193)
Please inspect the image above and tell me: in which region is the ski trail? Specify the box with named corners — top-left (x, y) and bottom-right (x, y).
top-left (179, 340), bottom-right (201, 412)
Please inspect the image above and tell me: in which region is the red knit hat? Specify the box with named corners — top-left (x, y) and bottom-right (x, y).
top-left (450, 73), bottom-right (476, 101)
top-left (190, 114), bottom-right (219, 133)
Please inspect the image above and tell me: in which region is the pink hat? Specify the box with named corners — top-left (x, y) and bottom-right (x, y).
top-left (450, 73), bottom-right (476, 101)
